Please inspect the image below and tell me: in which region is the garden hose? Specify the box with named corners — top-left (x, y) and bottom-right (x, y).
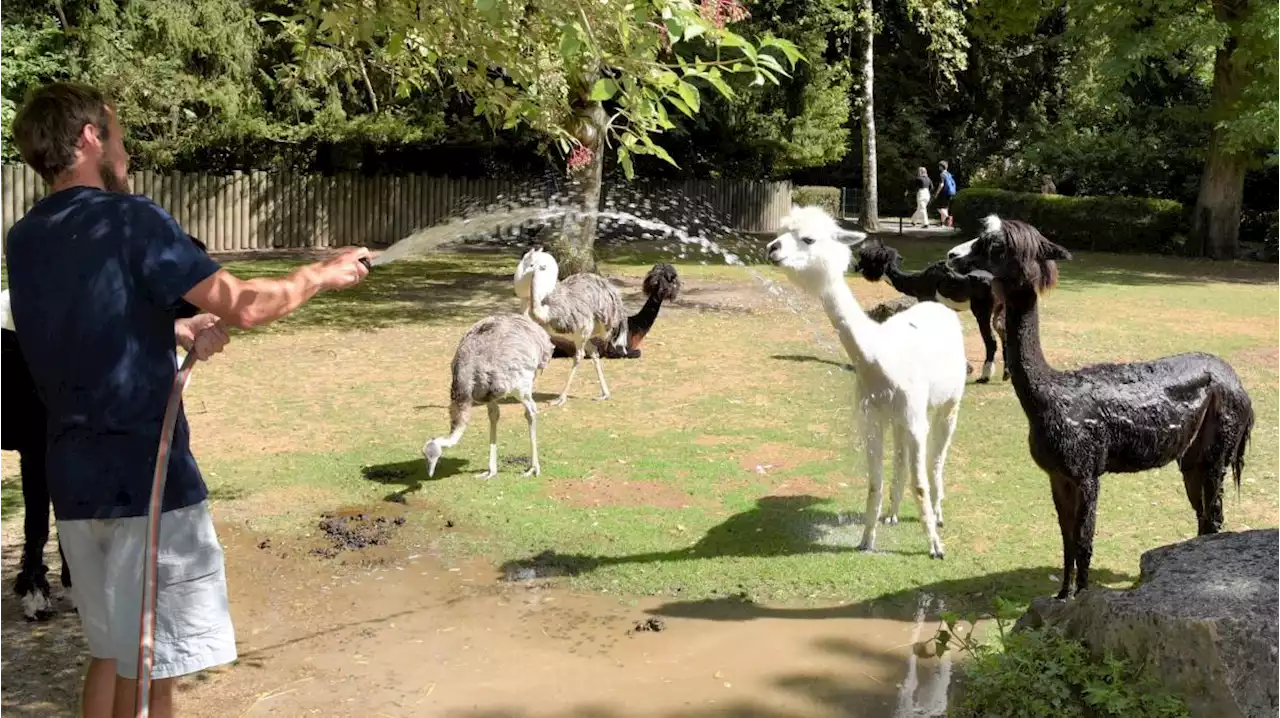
top-left (134, 349), bottom-right (199, 718)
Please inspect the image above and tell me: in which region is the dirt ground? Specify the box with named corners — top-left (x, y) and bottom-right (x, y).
top-left (0, 507), bottom-right (954, 718)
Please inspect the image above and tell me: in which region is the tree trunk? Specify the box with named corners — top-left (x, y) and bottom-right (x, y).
top-left (1189, 0), bottom-right (1247, 260)
top-left (858, 0), bottom-right (880, 232)
top-left (551, 100), bottom-right (606, 276)
top-left (1190, 135), bottom-right (1247, 260)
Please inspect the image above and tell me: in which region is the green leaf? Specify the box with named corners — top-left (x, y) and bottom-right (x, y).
top-left (676, 80), bottom-right (700, 113)
top-left (761, 37), bottom-right (804, 66)
top-left (703, 72), bottom-right (735, 99)
top-left (666, 94), bottom-right (693, 117)
top-left (475, 0), bottom-right (497, 13)
top-left (560, 26), bottom-right (582, 58)
top-left (719, 31), bottom-right (757, 61)
top-left (683, 20), bottom-right (706, 41)
top-left (618, 146), bottom-right (635, 180)
top-left (645, 141), bottom-right (677, 166)
top-left (387, 31), bottom-right (405, 56)
top-left (655, 102), bottom-right (674, 129)
top-left (664, 17), bottom-right (684, 42)
top-left (590, 78), bottom-right (619, 101)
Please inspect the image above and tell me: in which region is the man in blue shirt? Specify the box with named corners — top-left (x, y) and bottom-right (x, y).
top-left (5, 82), bottom-right (370, 718)
top-left (933, 160), bottom-right (958, 227)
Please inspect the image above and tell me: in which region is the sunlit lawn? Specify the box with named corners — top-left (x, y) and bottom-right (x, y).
top-left (3, 235), bottom-right (1276, 614)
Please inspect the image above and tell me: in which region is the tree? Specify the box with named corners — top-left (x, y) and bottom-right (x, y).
top-left (852, 0), bottom-right (972, 229)
top-left (286, 0), bottom-right (802, 272)
top-left (975, 0), bottom-right (1279, 259)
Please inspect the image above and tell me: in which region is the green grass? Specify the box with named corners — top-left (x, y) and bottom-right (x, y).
top-left (3, 234), bottom-right (1276, 617)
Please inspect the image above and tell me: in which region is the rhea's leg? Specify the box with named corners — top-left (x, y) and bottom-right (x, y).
top-left (551, 345), bottom-right (584, 407)
top-left (476, 402), bottom-right (500, 479)
top-left (588, 342), bottom-right (611, 400)
top-left (858, 416), bottom-right (886, 551)
top-left (521, 393), bottom-right (541, 477)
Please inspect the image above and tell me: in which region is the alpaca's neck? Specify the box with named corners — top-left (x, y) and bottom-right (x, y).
top-left (1003, 286), bottom-right (1059, 411)
top-left (627, 294), bottom-right (665, 335)
top-left (819, 277), bottom-right (879, 367)
top-left (884, 261), bottom-right (920, 297)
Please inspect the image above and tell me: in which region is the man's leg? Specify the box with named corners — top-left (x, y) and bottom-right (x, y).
top-left (57, 518), bottom-right (117, 718)
top-left (107, 501), bottom-right (236, 718)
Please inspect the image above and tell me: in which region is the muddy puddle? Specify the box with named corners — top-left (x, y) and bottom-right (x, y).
top-left (174, 521), bottom-right (954, 718)
top-left (0, 508), bottom-right (955, 718)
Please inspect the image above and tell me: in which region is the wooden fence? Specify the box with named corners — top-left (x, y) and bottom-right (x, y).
top-left (0, 165), bottom-right (792, 253)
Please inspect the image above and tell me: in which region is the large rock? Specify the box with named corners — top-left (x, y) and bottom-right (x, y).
top-left (1016, 529), bottom-right (1279, 718)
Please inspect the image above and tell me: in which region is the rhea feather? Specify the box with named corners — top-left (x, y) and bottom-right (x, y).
top-left (422, 313), bottom-right (553, 479)
top-left (515, 248), bottom-right (626, 406)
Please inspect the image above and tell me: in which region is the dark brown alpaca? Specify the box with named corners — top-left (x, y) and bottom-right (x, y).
top-left (948, 216), bottom-right (1255, 599)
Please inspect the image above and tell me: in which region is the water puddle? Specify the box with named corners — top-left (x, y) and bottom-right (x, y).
top-left (202, 526), bottom-right (953, 718)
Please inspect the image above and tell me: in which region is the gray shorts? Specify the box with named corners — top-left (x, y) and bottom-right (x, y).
top-left (57, 501), bottom-right (237, 680)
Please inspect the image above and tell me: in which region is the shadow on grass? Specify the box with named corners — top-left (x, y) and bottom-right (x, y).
top-left (361, 457), bottom-right (471, 502)
top-left (646, 565), bottom-right (1138, 624)
top-left (500, 495), bottom-right (930, 582)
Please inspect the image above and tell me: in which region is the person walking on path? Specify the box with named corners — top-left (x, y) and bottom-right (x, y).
top-left (908, 166), bottom-right (933, 227)
top-left (5, 81), bottom-right (372, 718)
top-left (934, 160), bottom-right (957, 227)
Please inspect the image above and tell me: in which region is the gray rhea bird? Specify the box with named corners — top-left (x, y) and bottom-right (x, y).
top-left (514, 247), bottom-right (626, 406)
top-left (423, 313), bottom-right (553, 479)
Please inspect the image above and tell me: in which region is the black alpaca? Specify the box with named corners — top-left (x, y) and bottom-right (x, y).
top-left (5, 234), bottom-right (212, 620)
top-left (854, 241), bottom-right (1008, 383)
top-left (3, 323), bottom-right (70, 621)
top-left (948, 217), bottom-right (1254, 599)
top-left (551, 263), bottom-right (681, 360)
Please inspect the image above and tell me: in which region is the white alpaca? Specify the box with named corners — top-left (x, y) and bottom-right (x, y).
top-left (766, 206), bottom-right (968, 558)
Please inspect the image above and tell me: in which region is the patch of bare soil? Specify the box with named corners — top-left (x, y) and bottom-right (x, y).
top-left (764, 476), bottom-right (839, 499)
top-left (548, 476), bottom-right (698, 509)
top-left (0, 513), bottom-right (954, 718)
top-left (736, 442), bottom-right (837, 474)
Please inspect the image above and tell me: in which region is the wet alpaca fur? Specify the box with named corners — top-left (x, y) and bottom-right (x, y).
top-left (856, 241), bottom-right (1007, 382)
top-left (551, 263), bottom-right (681, 360)
top-left (2, 234), bottom-right (209, 619)
top-left (948, 217), bottom-right (1255, 599)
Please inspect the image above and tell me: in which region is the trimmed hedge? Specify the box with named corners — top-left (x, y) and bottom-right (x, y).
top-left (951, 188), bottom-right (1188, 255)
top-left (792, 186), bottom-right (841, 217)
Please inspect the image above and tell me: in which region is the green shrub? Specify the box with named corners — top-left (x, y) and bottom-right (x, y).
top-left (792, 186), bottom-right (841, 216)
top-left (951, 188), bottom-right (1188, 255)
top-left (936, 603), bottom-right (1190, 718)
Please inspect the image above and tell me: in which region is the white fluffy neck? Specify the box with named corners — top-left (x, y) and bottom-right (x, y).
top-left (818, 276), bottom-right (879, 368)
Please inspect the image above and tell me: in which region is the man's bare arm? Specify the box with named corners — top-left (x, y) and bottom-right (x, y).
top-left (182, 247), bottom-right (369, 329)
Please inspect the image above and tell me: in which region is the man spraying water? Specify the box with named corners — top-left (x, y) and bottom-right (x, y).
top-left (4, 81), bottom-right (371, 718)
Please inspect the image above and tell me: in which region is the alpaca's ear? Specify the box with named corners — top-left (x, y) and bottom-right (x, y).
top-left (1040, 241), bottom-right (1072, 262)
top-left (837, 229), bottom-right (867, 246)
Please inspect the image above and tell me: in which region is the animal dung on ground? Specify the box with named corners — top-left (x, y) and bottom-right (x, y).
top-left (633, 617), bottom-right (667, 633)
top-left (311, 512), bottom-right (406, 558)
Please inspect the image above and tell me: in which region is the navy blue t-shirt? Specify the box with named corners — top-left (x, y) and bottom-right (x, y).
top-left (5, 186), bottom-right (223, 521)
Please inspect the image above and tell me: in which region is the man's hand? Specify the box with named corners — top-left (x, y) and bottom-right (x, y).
top-left (315, 247), bottom-right (372, 292)
top-left (190, 323), bottom-right (230, 361)
top-left (175, 313), bottom-right (220, 350)
top-left (175, 314), bottom-right (229, 361)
